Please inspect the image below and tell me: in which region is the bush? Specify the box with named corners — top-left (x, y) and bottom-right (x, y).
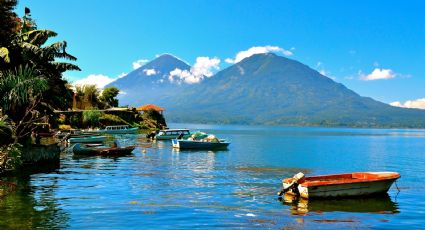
top-left (141, 109), bottom-right (167, 130)
top-left (69, 113), bottom-right (82, 127)
top-left (99, 114), bottom-right (129, 126)
top-left (0, 144), bottom-right (22, 174)
top-left (82, 110), bottom-right (103, 128)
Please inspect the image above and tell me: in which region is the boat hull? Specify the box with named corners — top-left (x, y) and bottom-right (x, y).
top-left (72, 143), bottom-right (136, 156)
top-left (156, 134), bottom-right (191, 140)
top-left (172, 139), bottom-right (230, 150)
top-left (283, 172), bottom-right (400, 199)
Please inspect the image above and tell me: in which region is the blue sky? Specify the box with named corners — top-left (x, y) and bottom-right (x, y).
top-left (16, 0), bottom-right (425, 107)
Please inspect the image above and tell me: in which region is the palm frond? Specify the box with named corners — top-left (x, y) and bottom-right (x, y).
top-left (0, 66), bottom-right (48, 110)
top-left (51, 62), bottom-right (81, 72)
top-left (24, 30), bottom-right (58, 46)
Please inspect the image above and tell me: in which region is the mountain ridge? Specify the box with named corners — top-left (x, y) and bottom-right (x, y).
top-left (109, 53), bottom-right (425, 128)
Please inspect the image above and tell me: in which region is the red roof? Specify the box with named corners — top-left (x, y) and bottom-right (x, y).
top-left (136, 104), bottom-right (165, 111)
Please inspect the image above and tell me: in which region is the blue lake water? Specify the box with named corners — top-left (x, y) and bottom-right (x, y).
top-left (1, 124), bottom-right (425, 229)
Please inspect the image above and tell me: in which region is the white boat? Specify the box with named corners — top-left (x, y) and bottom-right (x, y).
top-left (278, 172), bottom-right (400, 199)
top-left (172, 139), bottom-right (230, 150)
top-left (98, 125), bottom-right (138, 134)
top-left (154, 129), bottom-right (191, 140)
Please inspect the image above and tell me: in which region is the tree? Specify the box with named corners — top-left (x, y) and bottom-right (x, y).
top-left (99, 87), bottom-right (119, 108)
top-left (0, 7), bottom-right (80, 112)
top-left (75, 84), bottom-right (100, 109)
top-left (0, 0), bottom-right (18, 47)
top-left (0, 65), bottom-right (48, 142)
top-left (0, 0), bottom-right (18, 65)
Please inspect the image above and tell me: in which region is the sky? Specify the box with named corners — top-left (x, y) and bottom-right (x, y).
top-left (16, 0), bottom-right (425, 108)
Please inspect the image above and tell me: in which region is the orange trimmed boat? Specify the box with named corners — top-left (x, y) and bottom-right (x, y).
top-left (278, 172), bottom-right (400, 199)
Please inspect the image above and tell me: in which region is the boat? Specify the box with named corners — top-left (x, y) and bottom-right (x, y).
top-left (154, 129), bottom-right (192, 140)
top-left (72, 143), bottom-right (136, 156)
top-left (68, 135), bottom-right (107, 143)
top-left (278, 172), bottom-right (400, 199)
top-left (98, 125), bottom-right (138, 134)
top-left (172, 134), bottom-right (230, 150)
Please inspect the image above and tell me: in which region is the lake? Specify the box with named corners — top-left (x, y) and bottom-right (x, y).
top-left (1, 124), bottom-right (425, 229)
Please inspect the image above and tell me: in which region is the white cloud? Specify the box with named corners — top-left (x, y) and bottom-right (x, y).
top-left (132, 59), bottom-right (149, 69)
top-left (168, 56), bottom-right (220, 84)
top-left (143, 68), bottom-right (157, 76)
top-left (73, 74), bottom-right (117, 89)
top-left (225, 58), bottom-right (234, 63)
top-left (360, 68), bottom-right (396, 81)
top-left (225, 45), bottom-right (293, 64)
top-left (319, 70), bottom-right (327, 76)
top-left (192, 56), bottom-right (220, 77)
top-left (169, 68), bottom-right (198, 84)
top-left (117, 72), bottom-right (127, 78)
top-left (390, 98), bottom-right (425, 110)
top-left (315, 61), bottom-right (334, 79)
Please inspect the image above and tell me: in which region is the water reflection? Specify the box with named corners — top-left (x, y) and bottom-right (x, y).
top-left (280, 194), bottom-right (399, 215)
top-left (0, 176), bottom-right (69, 229)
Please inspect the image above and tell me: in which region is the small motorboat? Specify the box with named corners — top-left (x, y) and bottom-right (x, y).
top-left (172, 138), bottom-right (230, 150)
top-left (97, 125), bottom-right (138, 134)
top-left (278, 172), bottom-right (400, 199)
top-left (153, 129), bottom-right (192, 140)
top-left (72, 143), bottom-right (136, 156)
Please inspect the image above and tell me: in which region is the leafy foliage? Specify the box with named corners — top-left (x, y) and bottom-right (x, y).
top-left (0, 65), bottom-right (50, 142)
top-left (0, 6), bottom-right (80, 143)
top-left (0, 0), bottom-right (18, 48)
top-left (82, 110), bottom-right (102, 127)
top-left (75, 85), bottom-right (100, 109)
top-left (0, 143), bottom-right (22, 174)
top-left (0, 65), bottom-right (48, 111)
top-left (141, 109), bottom-right (167, 130)
top-left (99, 114), bottom-right (129, 126)
top-left (99, 87), bottom-right (119, 108)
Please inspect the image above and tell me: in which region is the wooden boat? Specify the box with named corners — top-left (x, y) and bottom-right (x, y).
top-left (72, 143), bottom-right (136, 156)
top-left (172, 139), bottom-right (230, 150)
top-left (278, 172), bottom-right (400, 199)
top-left (68, 135), bottom-right (107, 143)
top-left (154, 129), bottom-right (192, 140)
top-left (98, 125), bottom-right (138, 134)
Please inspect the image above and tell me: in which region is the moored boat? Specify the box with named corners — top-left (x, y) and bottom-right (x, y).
top-left (278, 172), bottom-right (400, 199)
top-left (72, 143), bottom-right (136, 156)
top-left (154, 129), bottom-right (192, 140)
top-left (98, 125), bottom-right (138, 134)
top-left (68, 135), bottom-right (107, 143)
top-left (172, 138), bottom-right (230, 150)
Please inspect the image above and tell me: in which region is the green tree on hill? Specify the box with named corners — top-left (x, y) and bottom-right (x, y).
top-left (99, 87), bottom-right (120, 108)
top-left (75, 84), bottom-right (100, 109)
